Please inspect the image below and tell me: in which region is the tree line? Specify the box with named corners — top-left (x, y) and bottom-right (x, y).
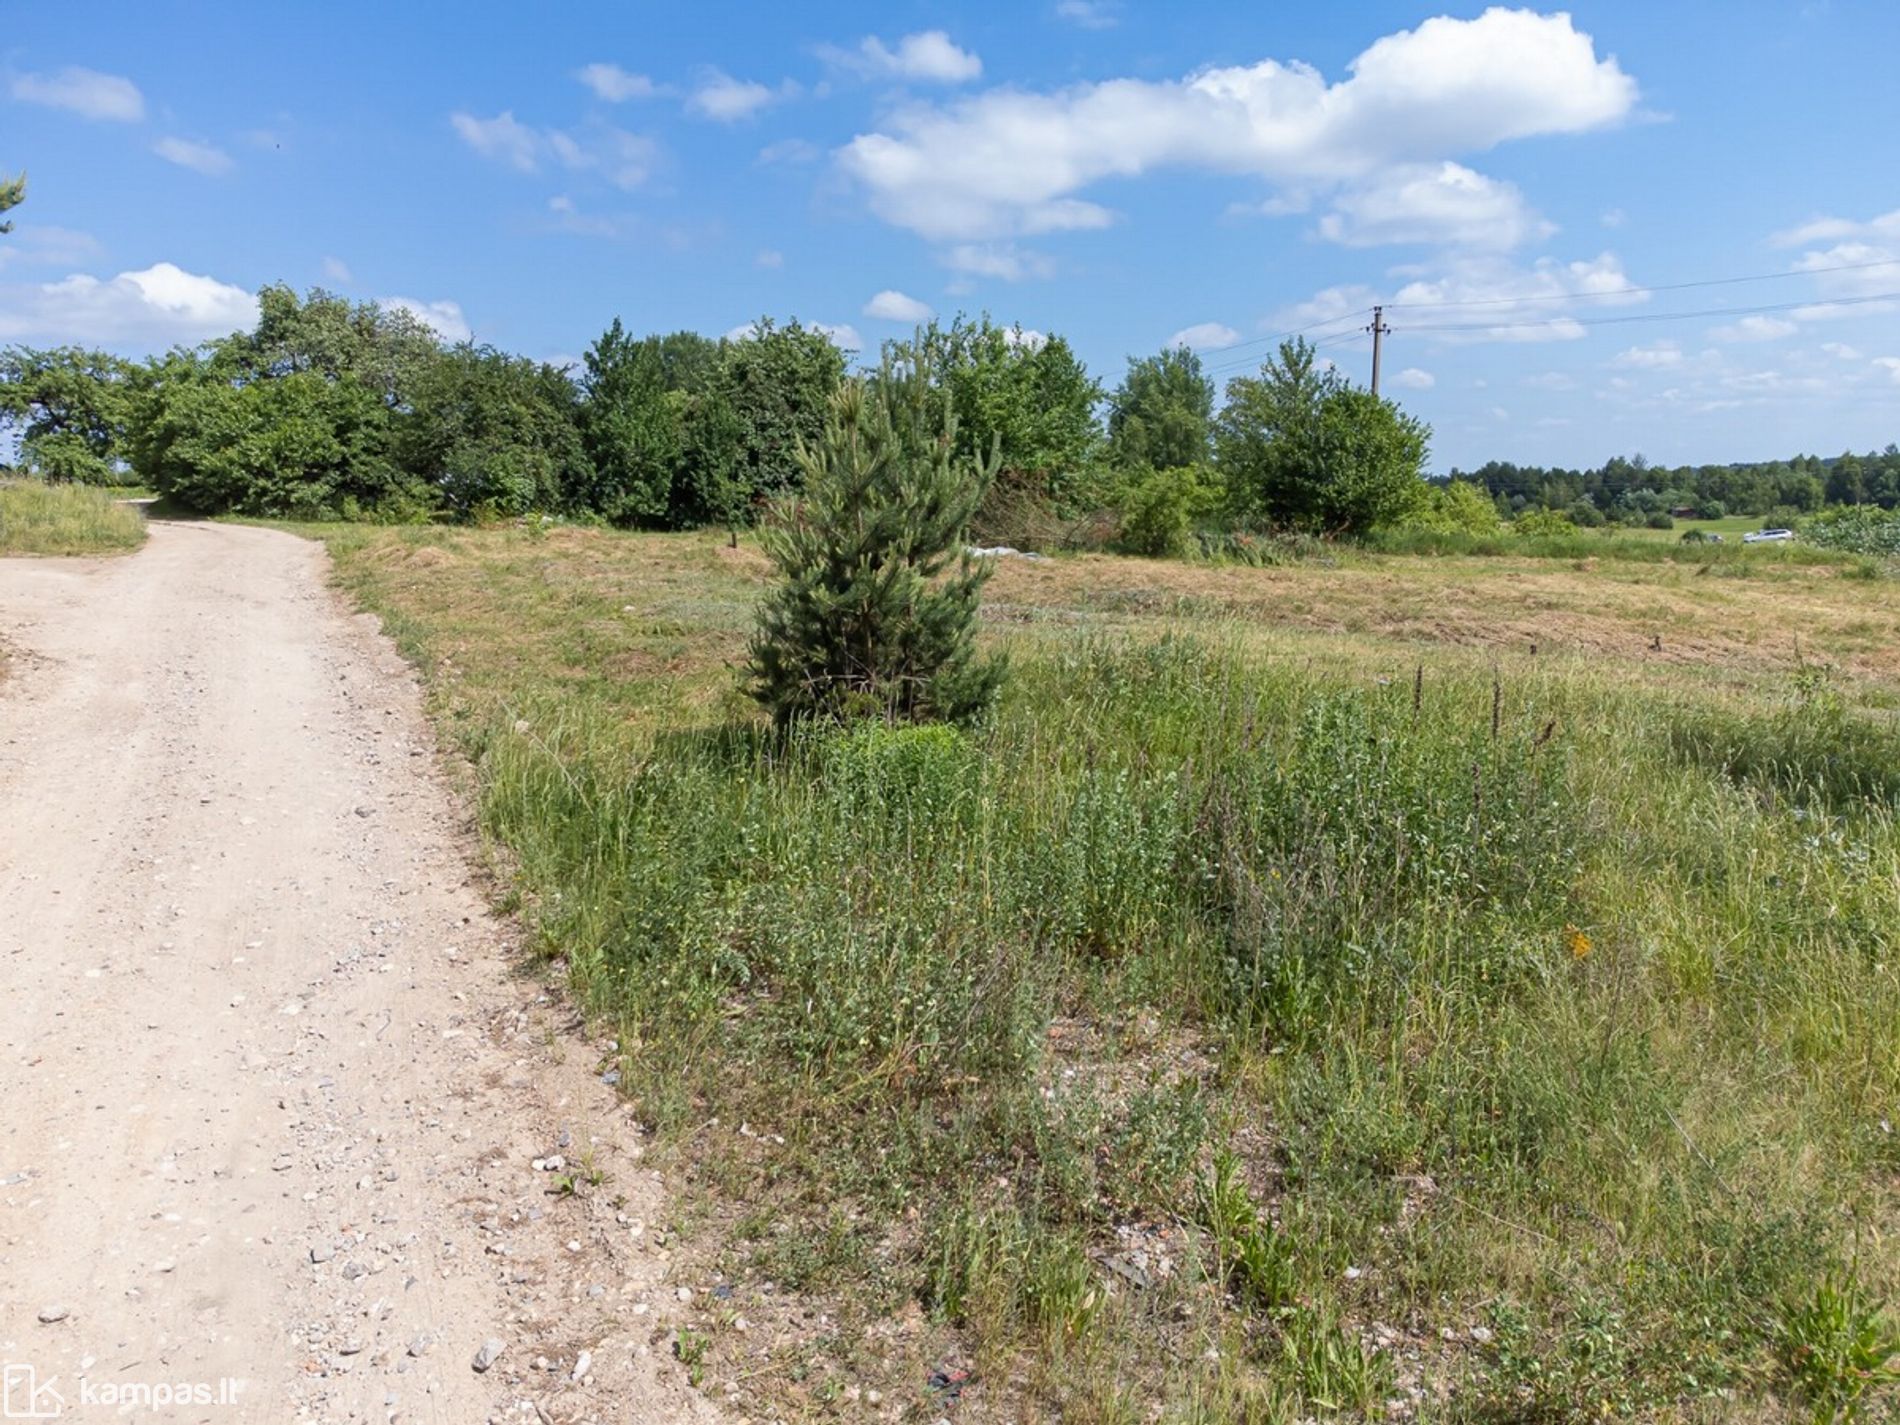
top-left (1455, 447), bottom-right (1900, 526)
top-left (0, 283), bottom-right (1437, 551)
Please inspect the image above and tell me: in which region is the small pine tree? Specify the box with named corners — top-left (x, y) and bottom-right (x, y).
top-left (0, 172), bottom-right (23, 235)
top-left (748, 355), bottom-right (1003, 725)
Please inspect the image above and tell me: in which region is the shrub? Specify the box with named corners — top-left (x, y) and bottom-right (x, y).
top-left (1513, 508), bottom-right (1578, 537)
top-left (1646, 510), bottom-right (1675, 529)
top-left (1217, 337), bottom-right (1430, 535)
top-left (1115, 464), bottom-right (1221, 558)
top-left (748, 364), bottom-right (1004, 725)
top-left (1567, 499), bottom-right (1606, 527)
top-left (1800, 505), bottom-right (1900, 556)
top-left (1405, 479), bottom-right (1504, 535)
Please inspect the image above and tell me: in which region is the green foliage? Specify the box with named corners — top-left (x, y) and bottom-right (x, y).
top-left (1109, 346), bottom-right (1214, 472)
top-left (576, 318), bottom-right (682, 524)
top-left (242, 283), bottom-right (441, 402)
top-left (1801, 505), bottom-right (1900, 556)
top-left (1402, 478), bottom-right (1502, 535)
top-left (898, 316), bottom-right (1103, 510)
top-left (715, 317), bottom-right (849, 510)
top-left (0, 479), bottom-right (145, 555)
top-left (1201, 1151), bottom-right (1297, 1313)
top-left (134, 363), bottom-right (410, 518)
top-left (0, 171), bottom-right (22, 234)
top-left (1779, 1272), bottom-right (1900, 1423)
top-left (748, 362), bottom-right (1004, 725)
top-left (1216, 338), bottom-right (1429, 534)
top-left (0, 346), bottom-right (137, 484)
top-left (1512, 508), bottom-right (1578, 537)
top-left (337, 530), bottom-right (1900, 1423)
top-left (1667, 662), bottom-right (1900, 808)
top-left (129, 287), bottom-right (448, 518)
top-left (395, 344), bottom-right (586, 519)
top-left (1115, 463), bottom-right (1223, 557)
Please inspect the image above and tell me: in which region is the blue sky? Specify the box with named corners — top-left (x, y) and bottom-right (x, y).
top-left (2, 1), bottom-right (1896, 472)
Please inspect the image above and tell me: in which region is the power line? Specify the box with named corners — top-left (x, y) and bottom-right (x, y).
top-left (1183, 255), bottom-right (1900, 374)
top-left (1197, 327), bottom-right (1367, 381)
top-left (1381, 255), bottom-right (1900, 312)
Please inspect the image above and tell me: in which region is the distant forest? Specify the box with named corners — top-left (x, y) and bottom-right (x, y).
top-left (1451, 448), bottom-right (1900, 524)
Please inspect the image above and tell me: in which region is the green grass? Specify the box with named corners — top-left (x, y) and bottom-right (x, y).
top-left (319, 523), bottom-right (1900, 1422)
top-left (1368, 520), bottom-right (1848, 565)
top-left (0, 480), bottom-right (147, 556)
top-left (1630, 514), bottom-right (1773, 542)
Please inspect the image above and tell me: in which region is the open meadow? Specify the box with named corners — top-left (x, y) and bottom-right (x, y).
top-left (315, 523), bottom-right (1900, 1423)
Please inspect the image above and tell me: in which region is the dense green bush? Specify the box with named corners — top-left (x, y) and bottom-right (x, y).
top-left (1114, 463), bottom-right (1222, 557)
top-left (1800, 504), bottom-right (1900, 555)
top-left (395, 345), bottom-right (588, 520)
top-left (1217, 337), bottom-right (1429, 535)
top-left (1513, 508), bottom-right (1579, 536)
top-left (132, 367), bottom-right (415, 518)
top-left (1404, 478), bottom-right (1503, 535)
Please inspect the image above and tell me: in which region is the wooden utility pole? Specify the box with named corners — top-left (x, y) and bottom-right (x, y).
top-left (1368, 305), bottom-right (1390, 396)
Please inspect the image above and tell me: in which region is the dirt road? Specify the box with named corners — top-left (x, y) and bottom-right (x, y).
top-left (0, 522), bottom-right (715, 1423)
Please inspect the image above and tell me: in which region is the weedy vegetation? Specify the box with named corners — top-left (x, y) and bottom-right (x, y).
top-left (0, 479), bottom-right (146, 557)
top-left (319, 523), bottom-right (1900, 1422)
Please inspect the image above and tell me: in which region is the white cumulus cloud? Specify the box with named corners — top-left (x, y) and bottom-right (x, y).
top-left (451, 111), bottom-right (658, 189)
top-left (1771, 208), bottom-right (1900, 249)
top-left (1612, 340), bottom-right (1682, 368)
top-left (321, 256), bottom-right (353, 285)
top-left (688, 71), bottom-right (788, 122)
top-left (824, 31), bottom-right (982, 84)
top-left (9, 66), bottom-right (145, 121)
top-left (1392, 367), bottom-right (1435, 389)
top-left (1316, 162), bottom-right (1552, 250)
top-left (863, 289), bottom-right (934, 322)
top-left (451, 110), bottom-right (540, 171)
top-left (0, 262), bottom-right (255, 346)
top-left (812, 321), bottom-right (863, 350)
top-left (1169, 322), bottom-right (1241, 350)
top-left (381, 297), bottom-right (471, 343)
top-left (1341, 252), bottom-right (1646, 345)
top-left (837, 8), bottom-right (1636, 241)
top-left (1054, 0), bottom-right (1120, 29)
top-left (576, 63), bottom-right (658, 102)
top-left (154, 137), bottom-right (234, 176)
top-left (1710, 314), bottom-right (1797, 343)
top-left (938, 243), bottom-right (1057, 282)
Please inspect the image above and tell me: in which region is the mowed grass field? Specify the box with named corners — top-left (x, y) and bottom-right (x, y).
top-left (320, 524), bottom-right (1900, 1423)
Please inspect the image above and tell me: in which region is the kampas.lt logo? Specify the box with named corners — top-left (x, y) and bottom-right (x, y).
top-left (2, 1364), bottom-right (62, 1420)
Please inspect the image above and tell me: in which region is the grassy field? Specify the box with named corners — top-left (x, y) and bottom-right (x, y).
top-left (319, 524), bottom-right (1900, 1423)
top-left (1618, 515), bottom-right (1785, 543)
top-left (0, 480), bottom-right (148, 557)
